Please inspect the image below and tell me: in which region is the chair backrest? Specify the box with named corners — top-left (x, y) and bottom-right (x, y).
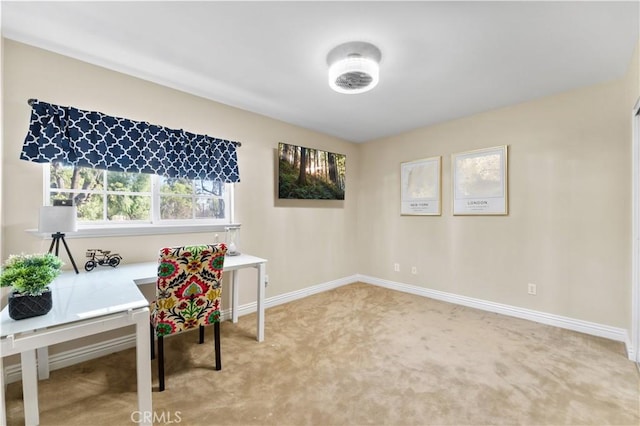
top-left (153, 244), bottom-right (227, 337)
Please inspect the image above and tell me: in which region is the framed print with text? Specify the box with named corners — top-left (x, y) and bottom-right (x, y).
top-left (452, 145), bottom-right (508, 215)
top-left (401, 156), bottom-right (441, 215)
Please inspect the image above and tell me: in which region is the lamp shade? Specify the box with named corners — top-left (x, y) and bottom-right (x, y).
top-left (39, 206), bottom-right (78, 233)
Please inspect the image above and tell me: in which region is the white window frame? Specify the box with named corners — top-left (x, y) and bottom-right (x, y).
top-left (37, 164), bottom-right (238, 238)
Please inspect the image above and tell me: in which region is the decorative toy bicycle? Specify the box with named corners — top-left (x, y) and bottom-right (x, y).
top-left (84, 249), bottom-right (122, 271)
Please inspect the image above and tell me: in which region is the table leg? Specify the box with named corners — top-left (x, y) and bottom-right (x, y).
top-left (231, 270), bottom-right (239, 323)
top-left (21, 349), bottom-right (39, 426)
top-left (135, 311), bottom-right (153, 426)
top-left (257, 263), bottom-right (265, 342)
top-left (1, 355), bottom-right (6, 426)
top-left (37, 347), bottom-right (50, 380)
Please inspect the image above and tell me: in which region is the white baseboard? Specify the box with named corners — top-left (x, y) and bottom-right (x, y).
top-left (357, 274), bottom-right (632, 359)
top-left (4, 274), bottom-right (632, 383)
top-left (4, 334), bottom-right (138, 384)
top-left (265, 275), bottom-right (358, 308)
top-left (232, 275), bottom-right (359, 317)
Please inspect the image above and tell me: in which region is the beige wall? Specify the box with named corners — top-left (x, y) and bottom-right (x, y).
top-left (357, 45), bottom-right (639, 330)
top-left (1, 39), bottom-right (359, 310)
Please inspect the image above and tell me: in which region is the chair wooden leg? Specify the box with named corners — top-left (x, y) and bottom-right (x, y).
top-left (199, 325), bottom-right (205, 344)
top-left (158, 335), bottom-right (165, 392)
top-left (214, 322), bottom-right (221, 371)
top-left (150, 324), bottom-right (155, 360)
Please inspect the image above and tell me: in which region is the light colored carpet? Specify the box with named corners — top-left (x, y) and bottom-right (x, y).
top-left (5, 282), bottom-right (640, 425)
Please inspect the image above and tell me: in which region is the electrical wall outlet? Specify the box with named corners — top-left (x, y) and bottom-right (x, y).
top-left (411, 266), bottom-right (417, 274)
top-left (528, 283), bottom-right (537, 295)
top-left (394, 263), bottom-right (400, 272)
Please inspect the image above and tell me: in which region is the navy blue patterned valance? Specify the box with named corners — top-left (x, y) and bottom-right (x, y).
top-left (20, 100), bottom-right (240, 182)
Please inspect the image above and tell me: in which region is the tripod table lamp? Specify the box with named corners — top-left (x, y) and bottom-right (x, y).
top-left (39, 205), bottom-right (79, 274)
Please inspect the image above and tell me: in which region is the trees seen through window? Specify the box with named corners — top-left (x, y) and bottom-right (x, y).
top-left (48, 162), bottom-right (229, 224)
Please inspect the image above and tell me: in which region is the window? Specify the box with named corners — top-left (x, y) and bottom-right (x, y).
top-left (47, 161), bottom-right (232, 226)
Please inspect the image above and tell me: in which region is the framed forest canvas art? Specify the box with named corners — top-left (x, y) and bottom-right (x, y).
top-left (278, 143), bottom-right (346, 200)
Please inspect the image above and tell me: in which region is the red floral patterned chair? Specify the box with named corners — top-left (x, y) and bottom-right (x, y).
top-left (150, 244), bottom-right (227, 391)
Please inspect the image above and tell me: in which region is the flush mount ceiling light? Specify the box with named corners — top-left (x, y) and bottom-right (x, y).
top-left (327, 41), bottom-right (381, 94)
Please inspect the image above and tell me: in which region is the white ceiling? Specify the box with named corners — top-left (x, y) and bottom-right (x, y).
top-left (2, 1), bottom-right (638, 143)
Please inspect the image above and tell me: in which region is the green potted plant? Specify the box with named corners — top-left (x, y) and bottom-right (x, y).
top-left (1, 253), bottom-right (63, 320)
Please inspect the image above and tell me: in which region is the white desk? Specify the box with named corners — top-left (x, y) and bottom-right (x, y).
top-left (0, 252), bottom-right (266, 426)
top-left (0, 269), bottom-right (153, 426)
